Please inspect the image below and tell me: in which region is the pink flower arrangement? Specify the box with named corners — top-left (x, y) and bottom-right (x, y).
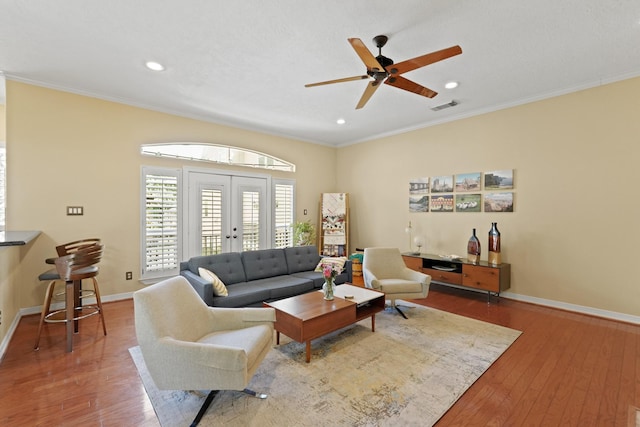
top-left (322, 263), bottom-right (342, 280)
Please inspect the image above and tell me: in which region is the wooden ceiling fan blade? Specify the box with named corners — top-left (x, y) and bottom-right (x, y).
top-left (385, 75), bottom-right (438, 98)
top-left (356, 81), bottom-right (382, 109)
top-left (305, 75), bottom-right (369, 87)
top-left (348, 38), bottom-right (385, 72)
top-left (388, 45), bottom-right (462, 76)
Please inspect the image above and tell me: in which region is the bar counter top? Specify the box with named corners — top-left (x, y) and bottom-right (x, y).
top-left (0, 230), bottom-right (41, 246)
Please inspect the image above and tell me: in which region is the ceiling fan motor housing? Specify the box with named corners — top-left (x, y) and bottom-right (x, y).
top-left (368, 55), bottom-right (393, 80)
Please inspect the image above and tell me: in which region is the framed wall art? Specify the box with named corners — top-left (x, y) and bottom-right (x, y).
top-left (455, 194), bottom-right (482, 212)
top-left (409, 177), bottom-right (429, 194)
top-left (455, 172), bottom-right (481, 192)
top-left (484, 192), bottom-right (514, 212)
top-left (430, 194), bottom-right (454, 212)
top-left (431, 175), bottom-right (453, 193)
top-left (484, 169), bottom-right (513, 190)
top-left (409, 195), bottom-right (429, 212)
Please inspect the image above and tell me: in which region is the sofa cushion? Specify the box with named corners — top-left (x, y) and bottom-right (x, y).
top-left (188, 252), bottom-right (246, 285)
top-left (248, 275), bottom-right (314, 299)
top-left (291, 270), bottom-right (350, 288)
top-left (283, 246), bottom-right (321, 274)
top-left (211, 282), bottom-right (272, 308)
top-left (242, 249), bottom-right (288, 281)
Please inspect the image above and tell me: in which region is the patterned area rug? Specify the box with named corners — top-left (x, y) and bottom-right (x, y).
top-left (129, 303), bottom-right (521, 426)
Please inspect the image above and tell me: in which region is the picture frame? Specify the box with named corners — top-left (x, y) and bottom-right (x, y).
top-left (430, 194), bottom-right (454, 212)
top-left (455, 194), bottom-right (482, 212)
top-left (409, 195), bottom-right (429, 212)
top-left (484, 169), bottom-right (514, 190)
top-left (484, 192), bottom-right (514, 212)
top-left (431, 175), bottom-right (454, 193)
top-left (409, 177), bottom-right (429, 194)
top-left (455, 172), bottom-right (481, 192)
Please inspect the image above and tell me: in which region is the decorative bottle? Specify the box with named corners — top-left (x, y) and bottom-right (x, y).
top-left (488, 222), bottom-right (501, 265)
top-left (467, 228), bottom-right (481, 264)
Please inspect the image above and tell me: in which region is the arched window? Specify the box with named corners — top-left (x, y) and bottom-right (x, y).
top-left (141, 143), bottom-right (295, 172)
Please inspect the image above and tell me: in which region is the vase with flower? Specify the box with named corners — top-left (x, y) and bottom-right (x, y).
top-left (321, 263), bottom-right (341, 300)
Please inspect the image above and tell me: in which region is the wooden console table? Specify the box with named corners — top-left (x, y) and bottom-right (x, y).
top-left (402, 253), bottom-right (510, 302)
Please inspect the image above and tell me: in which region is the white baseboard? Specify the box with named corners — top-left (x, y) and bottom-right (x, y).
top-left (430, 280), bottom-right (640, 325)
top-left (0, 310), bottom-right (23, 362)
top-left (0, 292), bottom-right (134, 361)
top-left (500, 291), bottom-right (640, 325)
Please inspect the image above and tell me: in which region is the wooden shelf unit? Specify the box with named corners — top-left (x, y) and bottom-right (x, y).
top-left (403, 253), bottom-right (510, 301)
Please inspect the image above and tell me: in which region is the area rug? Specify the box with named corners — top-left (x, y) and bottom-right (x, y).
top-left (129, 303), bottom-right (521, 426)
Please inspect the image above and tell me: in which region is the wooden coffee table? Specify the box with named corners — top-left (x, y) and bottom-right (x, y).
top-left (264, 284), bottom-right (385, 362)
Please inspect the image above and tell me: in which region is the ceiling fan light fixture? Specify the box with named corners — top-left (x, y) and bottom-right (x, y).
top-left (445, 81), bottom-right (458, 89)
top-left (145, 61), bottom-right (165, 72)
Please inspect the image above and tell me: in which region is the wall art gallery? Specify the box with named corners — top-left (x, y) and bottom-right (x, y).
top-left (409, 169), bottom-right (514, 213)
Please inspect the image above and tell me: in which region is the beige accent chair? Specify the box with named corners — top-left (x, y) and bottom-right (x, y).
top-left (133, 276), bottom-right (276, 426)
top-left (363, 247), bottom-right (431, 318)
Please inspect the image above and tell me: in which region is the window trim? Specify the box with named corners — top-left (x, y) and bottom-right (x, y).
top-left (140, 166), bottom-right (296, 282)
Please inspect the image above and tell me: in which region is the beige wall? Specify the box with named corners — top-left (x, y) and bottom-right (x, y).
top-left (4, 81), bottom-right (337, 318)
top-left (2, 74), bottom-right (639, 349)
top-left (338, 76), bottom-right (640, 317)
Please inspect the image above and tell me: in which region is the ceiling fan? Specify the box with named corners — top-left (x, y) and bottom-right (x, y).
top-left (305, 35), bottom-right (462, 109)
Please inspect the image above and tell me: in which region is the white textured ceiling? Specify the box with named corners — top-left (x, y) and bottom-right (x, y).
top-left (1, 0), bottom-right (639, 146)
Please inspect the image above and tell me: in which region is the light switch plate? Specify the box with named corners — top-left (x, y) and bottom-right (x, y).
top-left (66, 206), bottom-right (84, 216)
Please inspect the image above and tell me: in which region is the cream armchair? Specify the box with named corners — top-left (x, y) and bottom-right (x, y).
top-left (363, 247), bottom-right (431, 318)
top-left (133, 276), bottom-right (275, 426)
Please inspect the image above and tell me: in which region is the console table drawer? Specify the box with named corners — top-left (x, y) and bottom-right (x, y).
top-left (423, 267), bottom-right (462, 285)
top-left (403, 255), bottom-right (423, 272)
top-left (462, 265), bottom-right (500, 292)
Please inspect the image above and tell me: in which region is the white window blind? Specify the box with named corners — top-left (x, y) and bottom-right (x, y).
top-left (274, 181), bottom-right (294, 248)
top-left (201, 188), bottom-right (222, 255)
top-left (142, 168), bottom-right (181, 278)
top-left (242, 190), bottom-right (260, 251)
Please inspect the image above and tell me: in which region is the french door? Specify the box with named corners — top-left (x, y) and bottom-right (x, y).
top-left (186, 171), bottom-right (268, 258)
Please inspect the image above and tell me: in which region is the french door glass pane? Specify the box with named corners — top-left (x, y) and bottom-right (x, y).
top-left (242, 190), bottom-right (260, 251)
top-left (201, 188), bottom-right (223, 255)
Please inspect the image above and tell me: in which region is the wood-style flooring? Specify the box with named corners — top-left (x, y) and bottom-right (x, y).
top-left (0, 280), bottom-right (638, 426)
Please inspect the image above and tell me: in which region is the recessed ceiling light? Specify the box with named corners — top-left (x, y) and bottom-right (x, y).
top-left (145, 61), bottom-right (165, 71)
top-left (444, 81), bottom-right (458, 89)
top-left (336, 118), bottom-right (346, 125)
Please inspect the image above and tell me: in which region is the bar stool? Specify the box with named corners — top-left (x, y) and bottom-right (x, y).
top-left (34, 241), bottom-right (106, 352)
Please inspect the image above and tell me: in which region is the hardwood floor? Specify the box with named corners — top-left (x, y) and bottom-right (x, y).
top-left (0, 282), bottom-right (638, 426)
top-left (0, 299), bottom-right (158, 426)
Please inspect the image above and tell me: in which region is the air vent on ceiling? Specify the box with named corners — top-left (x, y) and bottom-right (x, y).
top-left (431, 100), bottom-right (458, 111)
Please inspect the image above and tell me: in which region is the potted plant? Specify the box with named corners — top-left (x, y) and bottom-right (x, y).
top-left (293, 220), bottom-right (316, 246)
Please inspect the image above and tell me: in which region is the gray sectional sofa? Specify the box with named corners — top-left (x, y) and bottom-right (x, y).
top-left (179, 246), bottom-right (352, 307)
